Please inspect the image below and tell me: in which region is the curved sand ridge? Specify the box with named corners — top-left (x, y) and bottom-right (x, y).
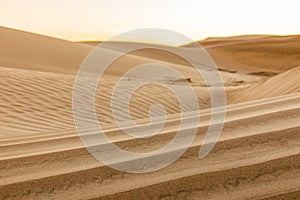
top-left (0, 27), bottom-right (300, 199)
top-left (1, 93), bottom-right (300, 199)
top-left (228, 66), bottom-right (300, 103)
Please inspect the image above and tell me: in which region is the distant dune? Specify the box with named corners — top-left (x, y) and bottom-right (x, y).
top-left (2, 25), bottom-right (299, 75)
top-left (0, 27), bottom-right (300, 199)
top-left (0, 26), bottom-right (91, 74)
top-left (81, 34), bottom-right (300, 74)
top-left (199, 35), bottom-right (300, 73)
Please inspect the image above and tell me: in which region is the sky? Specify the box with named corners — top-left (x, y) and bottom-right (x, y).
top-left (0, 0), bottom-right (300, 42)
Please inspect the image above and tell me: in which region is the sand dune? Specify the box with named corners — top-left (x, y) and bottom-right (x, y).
top-left (0, 26), bottom-right (93, 74)
top-left (0, 27), bottom-right (233, 80)
top-left (81, 34), bottom-right (300, 74)
top-left (3, 26), bottom-right (297, 76)
top-left (1, 92), bottom-right (300, 199)
top-left (199, 35), bottom-right (300, 73)
top-left (0, 27), bottom-right (300, 199)
top-left (228, 66), bottom-right (300, 103)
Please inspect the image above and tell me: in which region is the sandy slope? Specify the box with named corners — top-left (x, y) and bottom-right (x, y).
top-left (0, 27), bottom-right (300, 199)
top-left (199, 35), bottom-right (300, 73)
top-left (1, 92), bottom-right (300, 199)
top-left (0, 26), bottom-right (248, 83)
top-left (81, 34), bottom-right (300, 74)
top-left (0, 26), bottom-right (92, 74)
top-left (228, 66), bottom-right (300, 103)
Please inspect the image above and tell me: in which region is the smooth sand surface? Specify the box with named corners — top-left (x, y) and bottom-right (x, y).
top-left (228, 66), bottom-right (300, 103)
top-left (0, 27), bottom-right (300, 199)
top-left (199, 35), bottom-right (300, 73)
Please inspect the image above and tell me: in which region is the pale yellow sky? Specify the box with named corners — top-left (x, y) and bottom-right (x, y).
top-left (0, 0), bottom-right (300, 42)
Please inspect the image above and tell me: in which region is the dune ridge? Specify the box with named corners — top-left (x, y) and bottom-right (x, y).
top-left (228, 66), bottom-right (300, 103)
top-left (1, 93), bottom-right (300, 199)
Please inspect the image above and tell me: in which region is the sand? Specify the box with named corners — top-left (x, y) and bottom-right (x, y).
top-left (0, 26), bottom-right (299, 199)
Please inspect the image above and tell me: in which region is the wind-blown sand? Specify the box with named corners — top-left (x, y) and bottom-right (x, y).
top-left (0, 26), bottom-right (299, 199)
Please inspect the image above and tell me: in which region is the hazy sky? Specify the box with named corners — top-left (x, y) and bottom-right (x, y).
top-left (0, 0), bottom-right (299, 41)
